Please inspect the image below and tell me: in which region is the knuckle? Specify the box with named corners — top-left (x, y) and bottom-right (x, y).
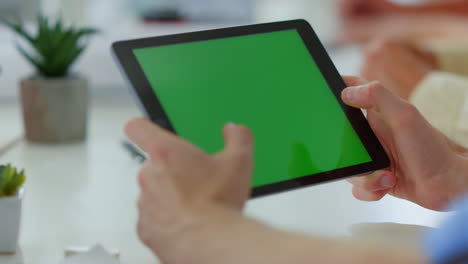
top-left (343, 75), bottom-right (368, 87)
top-left (350, 171), bottom-right (388, 191)
top-left (367, 81), bottom-right (384, 97)
top-left (231, 148), bottom-right (253, 165)
top-left (391, 103), bottom-right (420, 129)
top-left (236, 125), bottom-right (254, 145)
top-left (347, 176), bottom-right (361, 187)
top-left (136, 221), bottom-right (149, 245)
top-left (363, 50), bottom-right (378, 63)
top-left (360, 66), bottom-right (372, 80)
top-left (377, 39), bottom-right (396, 50)
top-left (363, 179), bottom-right (379, 191)
top-left (348, 176), bottom-right (371, 190)
top-left (374, 38), bottom-right (395, 51)
top-left (352, 186), bottom-right (387, 202)
top-left (366, 81), bottom-right (384, 102)
top-left (352, 186), bottom-right (375, 201)
top-left (365, 39), bottom-right (395, 59)
top-left (136, 217), bottom-right (156, 248)
top-left (352, 186), bottom-right (365, 200)
top-left (137, 196), bottom-right (144, 211)
top-left (124, 117), bottom-right (144, 135)
top-left (147, 143), bottom-right (169, 161)
top-left (137, 169), bottom-right (148, 189)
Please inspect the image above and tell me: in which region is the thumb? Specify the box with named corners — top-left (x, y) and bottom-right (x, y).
top-left (341, 80), bottom-right (411, 127)
top-left (220, 123), bottom-right (254, 160)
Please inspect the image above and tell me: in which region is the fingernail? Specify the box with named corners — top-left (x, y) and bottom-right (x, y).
top-left (346, 85), bottom-right (364, 102)
top-left (226, 122), bottom-right (236, 128)
top-left (380, 174), bottom-right (393, 189)
top-left (226, 122), bottom-right (237, 131)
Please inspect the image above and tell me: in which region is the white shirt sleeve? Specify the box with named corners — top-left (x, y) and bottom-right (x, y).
top-left (410, 71), bottom-right (468, 147)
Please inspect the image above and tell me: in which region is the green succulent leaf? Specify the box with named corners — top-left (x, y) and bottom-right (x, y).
top-left (4, 170), bottom-right (26, 196)
top-left (0, 165), bottom-right (14, 196)
top-left (0, 165), bottom-right (14, 195)
top-left (1, 15), bottom-right (98, 78)
top-left (1, 19), bottom-right (36, 46)
top-left (16, 43), bottom-right (49, 75)
top-left (0, 165), bottom-right (26, 197)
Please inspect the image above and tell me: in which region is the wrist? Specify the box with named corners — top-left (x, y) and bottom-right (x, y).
top-left (453, 155), bottom-right (468, 196)
top-left (157, 205), bottom-right (243, 264)
top-left (438, 153), bottom-right (468, 211)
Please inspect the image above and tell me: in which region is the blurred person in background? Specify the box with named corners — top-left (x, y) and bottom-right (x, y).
top-left (360, 38), bottom-right (468, 148)
top-left (339, 0), bottom-right (468, 44)
top-left (125, 76), bottom-right (468, 264)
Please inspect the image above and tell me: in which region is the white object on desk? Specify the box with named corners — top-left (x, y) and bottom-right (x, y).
top-left (59, 245), bottom-right (120, 264)
top-left (65, 245), bottom-right (120, 259)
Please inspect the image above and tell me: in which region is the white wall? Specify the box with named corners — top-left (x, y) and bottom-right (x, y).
top-left (256, 0), bottom-right (340, 42)
top-left (0, 0), bottom-right (343, 99)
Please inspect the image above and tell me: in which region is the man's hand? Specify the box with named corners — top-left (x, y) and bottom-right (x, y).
top-left (125, 119), bottom-right (253, 262)
top-left (125, 118), bottom-right (424, 264)
top-left (361, 39), bottom-right (436, 100)
top-left (342, 77), bottom-right (468, 211)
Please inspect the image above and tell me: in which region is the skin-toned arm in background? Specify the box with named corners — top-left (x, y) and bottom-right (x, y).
top-left (359, 39), bottom-right (468, 158)
top-left (125, 76), bottom-right (468, 264)
top-left (338, 0), bottom-right (468, 44)
top-left (360, 39), bottom-right (437, 100)
top-left (340, 0), bottom-right (468, 22)
top-left (389, 0), bottom-right (468, 16)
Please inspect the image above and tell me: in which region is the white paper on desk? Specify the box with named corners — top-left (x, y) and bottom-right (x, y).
top-left (59, 245), bottom-right (120, 264)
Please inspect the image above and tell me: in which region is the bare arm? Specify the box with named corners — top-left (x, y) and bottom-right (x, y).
top-left (125, 118), bottom-right (427, 264)
top-left (393, 0), bottom-right (468, 15)
top-left (172, 209), bottom-right (424, 264)
top-left (125, 74), bottom-right (468, 263)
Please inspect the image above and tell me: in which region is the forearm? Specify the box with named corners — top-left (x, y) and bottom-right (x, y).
top-left (394, 0), bottom-right (468, 15)
top-left (454, 154), bottom-right (468, 195)
top-left (167, 209), bottom-right (424, 264)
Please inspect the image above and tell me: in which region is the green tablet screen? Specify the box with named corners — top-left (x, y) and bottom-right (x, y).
top-left (133, 29), bottom-right (372, 188)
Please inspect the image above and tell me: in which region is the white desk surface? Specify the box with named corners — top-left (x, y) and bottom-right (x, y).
top-left (0, 92), bottom-right (450, 264)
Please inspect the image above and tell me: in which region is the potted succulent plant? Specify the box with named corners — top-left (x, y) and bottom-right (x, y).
top-left (2, 16), bottom-right (98, 142)
top-left (0, 165), bottom-right (26, 254)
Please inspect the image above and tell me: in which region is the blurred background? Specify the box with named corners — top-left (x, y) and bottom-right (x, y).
top-left (0, 0), bottom-right (344, 99)
top-left (2, 2), bottom-right (466, 262)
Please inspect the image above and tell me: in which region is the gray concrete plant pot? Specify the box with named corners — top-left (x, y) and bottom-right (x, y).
top-left (0, 189), bottom-right (23, 254)
top-left (20, 76), bottom-right (88, 143)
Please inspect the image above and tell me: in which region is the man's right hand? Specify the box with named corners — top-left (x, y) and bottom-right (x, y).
top-left (342, 76), bottom-right (468, 211)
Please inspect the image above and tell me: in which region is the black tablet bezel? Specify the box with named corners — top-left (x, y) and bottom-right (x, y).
top-left (112, 19), bottom-right (390, 198)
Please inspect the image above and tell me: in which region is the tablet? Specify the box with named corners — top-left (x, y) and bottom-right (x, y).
top-left (112, 19), bottom-right (390, 198)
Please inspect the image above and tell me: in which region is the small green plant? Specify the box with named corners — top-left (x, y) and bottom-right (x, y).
top-left (2, 16), bottom-right (98, 78)
top-left (0, 165), bottom-right (26, 197)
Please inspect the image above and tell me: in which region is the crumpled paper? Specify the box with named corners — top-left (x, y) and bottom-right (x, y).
top-left (59, 245), bottom-right (120, 264)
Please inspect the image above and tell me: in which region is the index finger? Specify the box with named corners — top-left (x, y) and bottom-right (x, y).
top-left (124, 117), bottom-right (186, 157)
top-left (341, 80), bottom-right (412, 126)
top-left (342, 75), bottom-right (368, 87)
top-left (347, 170), bottom-right (396, 192)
